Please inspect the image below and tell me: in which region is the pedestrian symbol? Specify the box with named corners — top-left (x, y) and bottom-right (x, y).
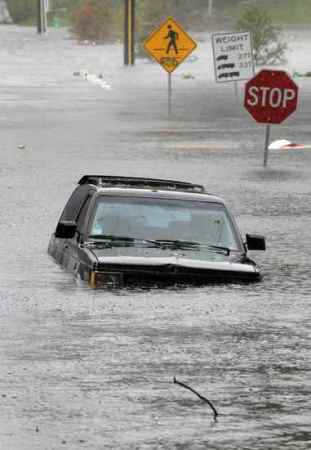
top-left (165, 25), bottom-right (179, 54)
top-left (144, 17), bottom-right (197, 73)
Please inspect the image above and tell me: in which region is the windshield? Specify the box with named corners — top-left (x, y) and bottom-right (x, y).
top-left (88, 196), bottom-right (241, 250)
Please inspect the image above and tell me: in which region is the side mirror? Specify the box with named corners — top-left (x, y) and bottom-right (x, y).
top-left (55, 221), bottom-right (77, 239)
top-left (246, 234), bottom-right (266, 251)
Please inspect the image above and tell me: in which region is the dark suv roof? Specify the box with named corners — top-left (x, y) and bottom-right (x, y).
top-left (78, 175), bottom-right (223, 204)
top-left (78, 175), bottom-right (205, 193)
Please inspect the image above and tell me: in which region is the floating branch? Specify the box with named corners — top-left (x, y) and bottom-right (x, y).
top-left (173, 377), bottom-right (218, 421)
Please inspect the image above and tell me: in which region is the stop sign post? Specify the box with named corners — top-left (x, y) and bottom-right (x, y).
top-left (244, 70), bottom-right (299, 166)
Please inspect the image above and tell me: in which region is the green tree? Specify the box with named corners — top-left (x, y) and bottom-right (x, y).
top-left (235, 4), bottom-right (287, 65)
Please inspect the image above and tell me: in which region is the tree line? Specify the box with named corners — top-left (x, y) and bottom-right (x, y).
top-left (6, 0), bottom-right (244, 24)
top-left (7, 0), bottom-right (287, 65)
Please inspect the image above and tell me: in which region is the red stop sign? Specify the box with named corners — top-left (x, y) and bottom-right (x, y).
top-left (244, 70), bottom-right (298, 124)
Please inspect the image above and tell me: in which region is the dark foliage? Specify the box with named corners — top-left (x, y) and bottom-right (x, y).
top-left (71, 0), bottom-right (114, 42)
top-left (236, 4), bottom-right (287, 65)
top-left (7, 0), bottom-right (36, 22)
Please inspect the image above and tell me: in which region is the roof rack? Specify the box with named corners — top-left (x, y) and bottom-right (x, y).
top-left (78, 175), bottom-right (205, 193)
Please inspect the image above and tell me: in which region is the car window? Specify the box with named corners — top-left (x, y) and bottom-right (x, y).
top-left (60, 185), bottom-right (94, 222)
top-left (89, 196), bottom-right (240, 250)
top-left (76, 195), bottom-right (92, 233)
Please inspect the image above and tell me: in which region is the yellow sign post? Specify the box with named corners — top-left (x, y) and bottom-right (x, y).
top-left (144, 17), bottom-right (197, 115)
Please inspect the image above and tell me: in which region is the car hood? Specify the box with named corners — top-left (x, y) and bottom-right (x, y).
top-left (90, 246), bottom-right (258, 274)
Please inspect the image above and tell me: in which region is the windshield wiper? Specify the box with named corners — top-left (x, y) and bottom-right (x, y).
top-left (87, 234), bottom-right (158, 246)
top-left (89, 234), bottom-right (135, 241)
top-left (87, 236), bottom-right (230, 255)
top-left (152, 239), bottom-right (231, 255)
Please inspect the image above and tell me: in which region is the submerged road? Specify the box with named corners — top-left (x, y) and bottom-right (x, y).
top-left (0, 26), bottom-right (311, 449)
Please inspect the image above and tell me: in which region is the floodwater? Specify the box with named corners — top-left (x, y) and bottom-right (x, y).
top-left (0, 26), bottom-right (311, 449)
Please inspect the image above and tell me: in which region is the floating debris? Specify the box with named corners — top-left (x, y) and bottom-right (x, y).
top-left (173, 377), bottom-right (218, 421)
top-left (73, 70), bottom-right (111, 90)
top-left (187, 55), bottom-right (198, 63)
top-left (18, 144), bottom-right (26, 150)
top-left (293, 71), bottom-right (311, 78)
top-left (269, 139), bottom-right (311, 150)
top-left (182, 72), bottom-right (195, 80)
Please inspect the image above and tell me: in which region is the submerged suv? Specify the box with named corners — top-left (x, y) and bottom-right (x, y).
top-left (48, 175), bottom-right (265, 287)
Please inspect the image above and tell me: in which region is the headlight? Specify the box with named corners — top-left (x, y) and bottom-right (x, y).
top-left (89, 271), bottom-right (124, 288)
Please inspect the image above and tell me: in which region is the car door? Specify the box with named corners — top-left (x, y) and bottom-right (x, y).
top-left (61, 193), bottom-right (93, 273)
top-left (50, 185), bottom-right (94, 266)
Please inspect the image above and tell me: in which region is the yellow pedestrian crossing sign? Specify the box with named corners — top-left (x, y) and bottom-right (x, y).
top-left (143, 17), bottom-right (197, 73)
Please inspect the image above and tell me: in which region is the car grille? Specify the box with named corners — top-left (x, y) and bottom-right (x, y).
top-left (96, 263), bottom-right (259, 285)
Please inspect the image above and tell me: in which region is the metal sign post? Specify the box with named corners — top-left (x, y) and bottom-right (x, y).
top-left (37, 0), bottom-right (42, 33)
top-left (124, 0), bottom-right (135, 65)
top-left (37, 0), bottom-right (47, 34)
top-left (168, 73), bottom-right (172, 116)
top-left (41, 0), bottom-right (47, 32)
top-left (143, 17), bottom-right (197, 119)
top-left (263, 125), bottom-right (271, 167)
top-left (234, 81), bottom-right (239, 105)
top-left (208, 0), bottom-right (213, 17)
